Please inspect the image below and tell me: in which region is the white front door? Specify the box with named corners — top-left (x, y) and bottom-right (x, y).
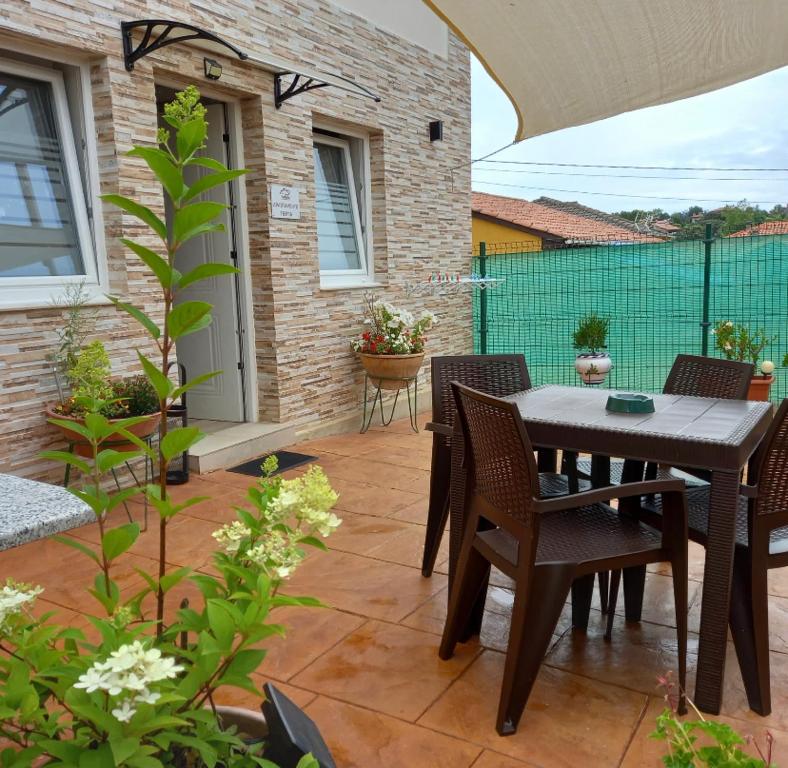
top-left (169, 103), bottom-right (244, 421)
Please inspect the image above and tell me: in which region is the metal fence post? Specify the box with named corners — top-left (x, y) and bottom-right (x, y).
top-left (479, 241), bottom-right (488, 354)
top-left (701, 223), bottom-right (713, 355)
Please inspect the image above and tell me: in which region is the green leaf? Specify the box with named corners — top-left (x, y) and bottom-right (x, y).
top-left (108, 296), bottom-right (161, 340)
top-left (172, 201), bottom-right (226, 247)
top-left (101, 194), bottom-right (166, 241)
top-left (177, 262), bottom-right (239, 291)
top-left (137, 351), bottom-right (173, 400)
top-left (186, 156), bottom-right (226, 171)
top-left (160, 566), bottom-right (191, 593)
top-left (120, 239), bottom-right (176, 288)
top-left (128, 146), bottom-right (185, 202)
top-left (167, 301), bottom-right (212, 340)
top-left (101, 523), bottom-right (140, 560)
top-left (51, 535), bottom-right (101, 564)
top-left (47, 416), bottom-right (93, 441)
top-left (224, 648), bottom-right (266, 677)
top-left (96, 448), bottom-right (136, 474)
top-left (109, 736), bottom-right (140, 765)
top-left (176, 117), bottom-right (208, 160)
top-left (39, 450), bottom-right (91, 474)
top-left (206, 599), bottom-right (235, 651)
top-left (183, 168), bottom-right (247, 202)
top-left (171, 370), bottom-right (220, 401)
top-left (160, 426), bottom-right (203, 461)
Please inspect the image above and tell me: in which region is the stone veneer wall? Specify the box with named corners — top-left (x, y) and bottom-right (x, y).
top-left (0, 0), bottom-right (472, 479)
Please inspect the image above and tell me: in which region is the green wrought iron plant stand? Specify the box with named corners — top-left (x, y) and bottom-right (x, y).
top-left (360, 373), bottom-right (419, 434)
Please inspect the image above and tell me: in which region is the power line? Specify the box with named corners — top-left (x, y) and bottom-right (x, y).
top-left (472, 167), bottom-right (788, 182)
top-left (476, 159), bottom-right (788, 172)
top-left (472, 180), bottom-right (785, 206)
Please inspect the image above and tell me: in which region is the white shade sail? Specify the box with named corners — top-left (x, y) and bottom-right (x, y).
top-left (424, 0), bottom-right (788, 140)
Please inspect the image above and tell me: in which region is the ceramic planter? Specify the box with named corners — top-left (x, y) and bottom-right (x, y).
top-left (574, 353), bottom-right (612, 385)
top-left (46, 407), bottom-right (161, 457)
top-left (358, 352), bottom-right (424, 391)
top-left (747, 375), bottom-right (774, 402)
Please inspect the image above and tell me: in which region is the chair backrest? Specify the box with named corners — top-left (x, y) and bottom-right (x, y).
top-left (663, 354), bottom-right (753, 399)
top-left (431, 355), bottom-right (531, 433)
top-left (753, 399), bottom-right (788, 519)
top-left (452, 382), bottom-right (539, 527)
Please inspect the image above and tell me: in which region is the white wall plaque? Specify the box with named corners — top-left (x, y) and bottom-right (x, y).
top-left (270, 184), bottom-right (301, 220)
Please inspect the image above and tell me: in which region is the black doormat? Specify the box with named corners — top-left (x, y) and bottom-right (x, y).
top-left (227, 450), bottom-right (318, 477)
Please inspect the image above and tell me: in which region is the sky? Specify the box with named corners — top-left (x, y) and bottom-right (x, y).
top-left (471, 57), bottom-right (788, 215)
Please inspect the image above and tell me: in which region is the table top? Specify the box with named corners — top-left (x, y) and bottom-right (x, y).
top-left (0, 473), bottom-right (93, 551)
top-left (505, 385), bottom-right (773, 472)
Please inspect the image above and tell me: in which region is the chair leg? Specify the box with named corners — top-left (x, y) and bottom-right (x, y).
top-left (496, 563), bottom-right (574, 735)
top-left (422, 443), bottom-right (452, 577)
top-left (729, 548), bottom-right (771, 716)
top-left (671, 553), bottom-right (688, 715)
top-left (571, 573), bottom-right (595, 631)
top-left (605, 569), bottom-right (622, 641)
top-left (537, 448), bottom-right (557, 473)
top-left (598, 570), bottom-right (610, 615)
top-left (439, 509), bottom-right (490, 660)
top-left (622, 565), bottom-right (647, 622)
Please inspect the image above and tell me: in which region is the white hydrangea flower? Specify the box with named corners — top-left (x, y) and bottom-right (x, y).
top-left (247, 531), bottom-right (304, 579)
top-left (212, 520), bottom-right (251, 554)
top-left (0, 582), bottom-right (42, 630)
top-left (76, 640), bottom-right (184, 724)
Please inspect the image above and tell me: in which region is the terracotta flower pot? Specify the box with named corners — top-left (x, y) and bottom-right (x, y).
top-left (358, 352), bottom-right (425, 391)
top-left (46, 407), bottom-right (161, 457)
top-left (747, 375), bottom-right (774, 402)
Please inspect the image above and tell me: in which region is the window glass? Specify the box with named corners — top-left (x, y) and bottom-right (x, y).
top-left (313, 140), bottom-right (363, 272)
top-left (0, 70), bottom-right (84, 277)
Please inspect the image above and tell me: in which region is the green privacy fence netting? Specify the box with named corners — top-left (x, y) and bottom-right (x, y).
top-left (472, 234), bottom-right (788, 402)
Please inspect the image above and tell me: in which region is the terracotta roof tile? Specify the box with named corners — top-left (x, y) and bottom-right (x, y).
top-left (726, 220), bottom-right (788, 237)
top-left (471, 191), bottom-right (662, 243)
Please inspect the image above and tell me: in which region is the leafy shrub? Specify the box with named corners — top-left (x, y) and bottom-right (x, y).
top-left (573, 313), bottom-right (609, 355)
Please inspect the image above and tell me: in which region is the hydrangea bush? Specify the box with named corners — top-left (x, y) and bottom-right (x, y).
top-left (0, 87), bottom-right (338, 768)
top-left (351, 294), bottom-right (437, 355)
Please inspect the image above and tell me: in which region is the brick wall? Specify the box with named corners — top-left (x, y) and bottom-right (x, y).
top-left (0, 0), bottom-right (472, 479)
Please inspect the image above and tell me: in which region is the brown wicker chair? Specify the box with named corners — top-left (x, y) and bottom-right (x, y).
top-left (440, 383), bottom-right (688, 736)
top-left (643, 399), bottom-right (788, 716)
top-left (421, 354), bottom-right (589, 577)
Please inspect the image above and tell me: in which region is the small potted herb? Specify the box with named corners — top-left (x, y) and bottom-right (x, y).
top-left (712, 321), bottom-right (778, 401)
top-left (46, 340), bottom-right (161, 456)
top-left (573, 313), bottom-right (612, 385)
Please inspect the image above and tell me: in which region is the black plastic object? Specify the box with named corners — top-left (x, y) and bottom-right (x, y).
top-left (165, 362), bottom-right (189, 485)
top-left (262, 683), bottom-right (336, 768)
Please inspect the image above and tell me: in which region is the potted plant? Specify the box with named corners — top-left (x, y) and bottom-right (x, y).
top-left (351, 294), bottom-right (437, 390)
top-left (46, 339), bottom-right (161, 457)
top-left (1, 86), bottom-right (336, 767)
top-left (573, 313), bottom-right (612, 385)
top-left (712, 320), bottom-right (777, 401)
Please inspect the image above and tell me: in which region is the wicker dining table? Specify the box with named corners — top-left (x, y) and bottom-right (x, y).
top-left (447, 384), bottom-right (773, 715)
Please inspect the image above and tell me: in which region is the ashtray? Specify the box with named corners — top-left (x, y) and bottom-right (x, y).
top-left (606, 393), bottom-right (655, 414)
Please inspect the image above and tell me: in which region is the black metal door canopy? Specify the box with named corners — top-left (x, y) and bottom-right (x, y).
top-left (121, 20), bottom-right (380, 109)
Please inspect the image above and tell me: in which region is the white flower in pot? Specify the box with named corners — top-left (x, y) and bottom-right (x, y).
top-left (573, 313), bottom-right (612, 385)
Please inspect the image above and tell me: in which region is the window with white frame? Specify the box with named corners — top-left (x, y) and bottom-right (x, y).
top-left (0, 56), bottom-right (98, 306)
top-left (313, 129), bottom-right (372, 287)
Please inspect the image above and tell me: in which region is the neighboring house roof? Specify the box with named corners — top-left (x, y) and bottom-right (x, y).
top-left (726, 220), bottom-right (788, 237)
top-left (471, 191), bottom-right (662, 244)
top-left (652, 219), bottom-right (681, 233)
top-left (532, 196), bottom-right (643, 234)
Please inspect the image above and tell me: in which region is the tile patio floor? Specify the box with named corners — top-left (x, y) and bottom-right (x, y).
top-left (2, 417), bottom-right (787, 767)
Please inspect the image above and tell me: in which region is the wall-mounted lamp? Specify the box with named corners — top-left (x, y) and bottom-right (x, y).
top-left (204, 58), bottom-right (222, 81)
top-left (429, 120), bottom-right (444, 142)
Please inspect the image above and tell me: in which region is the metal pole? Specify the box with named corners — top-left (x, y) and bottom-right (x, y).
top-left (701, 222), bottom-right (713, 355)
top-left (479, 241), bottom-right (488, 355)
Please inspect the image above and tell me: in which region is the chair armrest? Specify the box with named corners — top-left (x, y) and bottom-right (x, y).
top-left (535, 478), bottom-right (686, 514)
top-left (739, 483), bottom-right (758, 499)
top-left (425, 421), bottom-right (453, 437)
